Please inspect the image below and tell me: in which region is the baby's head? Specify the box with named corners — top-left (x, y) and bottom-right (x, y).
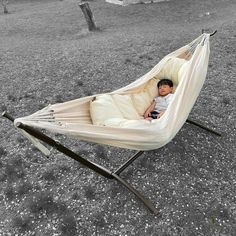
top-left (157, 79), bottom-right (173, 96)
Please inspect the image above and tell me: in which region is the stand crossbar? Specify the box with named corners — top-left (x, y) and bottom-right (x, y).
top-left (114, 151), bottom-right (144, 175)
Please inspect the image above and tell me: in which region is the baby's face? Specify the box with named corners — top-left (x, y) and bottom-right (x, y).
top-left (158, 85), bottom-right (173, 96)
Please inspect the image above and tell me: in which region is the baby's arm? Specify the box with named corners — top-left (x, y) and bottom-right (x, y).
top-left (144, 101), bottom-right (156, 119)
top-left (157, 111), bottom-right (165, 118)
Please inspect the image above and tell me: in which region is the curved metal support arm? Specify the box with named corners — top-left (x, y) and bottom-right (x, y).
top-left (202, 29), bottom-right (217, 37)
top-left (210, 30), bottom-right (217, 37)
top-left (112, 173), bottom-right (159, 214)
top-left (2, 111), bottom-right (14, 122)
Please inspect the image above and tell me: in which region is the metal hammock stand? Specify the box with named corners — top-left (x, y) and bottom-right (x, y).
top-left (2, 111), bottom-right (220, 214)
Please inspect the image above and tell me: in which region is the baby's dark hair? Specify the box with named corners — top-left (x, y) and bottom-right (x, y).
top-left (157, 78), bottom-right (173, 88)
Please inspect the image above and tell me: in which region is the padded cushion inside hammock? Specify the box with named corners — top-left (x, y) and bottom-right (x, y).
top-left (90, 57), bottom-right (186, 127)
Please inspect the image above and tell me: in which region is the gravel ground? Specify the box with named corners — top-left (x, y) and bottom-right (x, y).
top-left (0, 0), bottom-right (235, 235)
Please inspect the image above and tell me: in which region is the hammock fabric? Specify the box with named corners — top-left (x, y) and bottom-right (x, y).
top-left (14, 34), bottom-right (210, 152)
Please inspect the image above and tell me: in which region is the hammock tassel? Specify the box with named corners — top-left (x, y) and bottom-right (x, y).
top-left (2, 112), bottom-right (51, 157)
top-left (16, 126), bottom-right (51, 157)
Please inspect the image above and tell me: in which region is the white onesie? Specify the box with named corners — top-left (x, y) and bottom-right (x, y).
top-left (154, 93), bottom-right (174, 113)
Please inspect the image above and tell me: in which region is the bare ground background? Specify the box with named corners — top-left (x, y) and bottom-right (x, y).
top-left (0, 0), bottom-right (235, 235)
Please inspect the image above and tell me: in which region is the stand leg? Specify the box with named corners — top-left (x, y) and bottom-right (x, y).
top-left (114, 151), bottom-right (144, 175)
top-left (113, 151), bottom-right (159, 214)
top-left (112, 173), bottom-right (159, 214)
top-left (186, 119), bottom-right (221, 136)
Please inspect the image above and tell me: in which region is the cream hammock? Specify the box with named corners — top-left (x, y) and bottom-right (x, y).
top-left (3, 33), bottom-right (219, 214)
top-left (16, 34), bottom-right (210, 150)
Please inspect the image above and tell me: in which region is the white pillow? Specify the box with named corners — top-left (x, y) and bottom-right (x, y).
top-left (145, 79), bottom-right (158, 100)
top-left (154, 57), bottom-right (186, 86)
top-left (104, 118), bottom-right (128, 127)
top-left (112, 94), bottom-right (141, 120)
top-left (90, 94), bottom-right (123, 126)
top-left (131, 91), bottom-right (152, 116)
top-left (130, 79), bottom-right (158, 116)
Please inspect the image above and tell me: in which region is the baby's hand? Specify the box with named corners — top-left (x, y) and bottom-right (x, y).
top-left (157, 111), bottom-right (165, 118)
top-left (144, 112), bottom-right (150, 119)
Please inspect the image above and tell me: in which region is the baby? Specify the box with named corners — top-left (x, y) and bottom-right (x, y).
top-left (144, 78), bottom-right (174, 120)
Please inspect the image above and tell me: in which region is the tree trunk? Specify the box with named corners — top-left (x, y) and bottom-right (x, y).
top-left (2, 0), bottom-right (9, 14)
top-left (3, 5), bottom-right (8, 14)
top-left (79, 2), bottom-right (97, 31)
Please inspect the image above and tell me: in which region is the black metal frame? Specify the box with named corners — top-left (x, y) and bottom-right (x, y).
top-left (2, 111), bottom-right (221, 214)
